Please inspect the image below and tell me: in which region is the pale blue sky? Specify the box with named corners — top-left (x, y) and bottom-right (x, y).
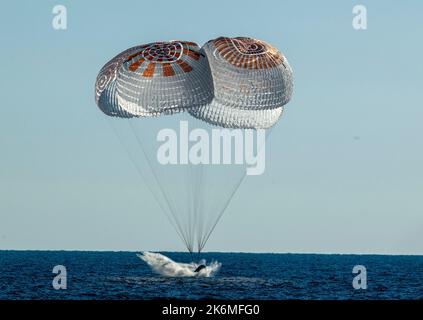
top-left (0, 0), bottom-right (422, 254)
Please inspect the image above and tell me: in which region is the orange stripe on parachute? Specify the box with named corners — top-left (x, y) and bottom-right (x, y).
top-left (176, 60), bottom-right (193, 73)
top-left (143, 62), bottom-right (156, 77)
top-left (162, 63), bottom-right (176, 77)
top-left (129, 58), bottom-right (145, 71)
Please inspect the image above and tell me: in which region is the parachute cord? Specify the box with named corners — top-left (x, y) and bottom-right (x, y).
top-left (106, 118), bottom-right (191, 248)
top-left (196, 249), bottom-right (201, 264)
top-left (199, 173), bottom-right (246, 252)
top-left (187, 161), bottom-right (195, 254)
top-left (108, 117), bottom-right (192, 252)
top-left (194, 163), bottom-right (204, 255)
top-left (198, 172), bottom-right (206, 253)
top-left (127, 120), bottom-right (193, 251)
top-left (198, 127), bottom-right (276, 252)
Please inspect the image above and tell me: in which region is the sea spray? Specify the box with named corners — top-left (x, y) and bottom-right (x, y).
top-left (137, 252), bottom-right (221, 277)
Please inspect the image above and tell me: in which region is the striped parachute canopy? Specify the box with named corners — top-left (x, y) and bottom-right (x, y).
top-left (95, 41), bottom-right (214, 118)
top-left (95, 46), bottom-right (142, 118)
top-left (189, 37), bottom-right (293, 129)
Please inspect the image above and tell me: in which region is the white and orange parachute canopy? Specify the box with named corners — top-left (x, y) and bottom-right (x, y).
top-left (95, 36), bottom-right (293, 129)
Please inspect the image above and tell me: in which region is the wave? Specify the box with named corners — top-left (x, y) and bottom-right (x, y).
top-left (137, 252), bottom-right (221, 277)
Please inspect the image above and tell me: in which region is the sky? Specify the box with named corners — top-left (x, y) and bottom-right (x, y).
top-left (0, 0), bottom-right (422, 254)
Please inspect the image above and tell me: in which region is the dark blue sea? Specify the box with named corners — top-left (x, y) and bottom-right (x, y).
top-left (1, 251), bottom-right (422, 300)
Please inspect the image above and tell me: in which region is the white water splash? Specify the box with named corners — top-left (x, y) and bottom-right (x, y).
top-left (137, 252), bottom-right (221, 277)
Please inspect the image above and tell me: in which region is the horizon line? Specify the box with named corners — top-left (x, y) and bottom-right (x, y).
top-left (1, 249), bottom-right (422, 257)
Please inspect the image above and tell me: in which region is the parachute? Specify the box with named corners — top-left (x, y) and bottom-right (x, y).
top-left (94, 37), bottom-right (293, 256)
top-left (189, 37), bottom-right (293, 128)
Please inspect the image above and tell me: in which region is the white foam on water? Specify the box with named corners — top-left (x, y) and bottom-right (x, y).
top-left (137, 251), bottom-right (221, 277)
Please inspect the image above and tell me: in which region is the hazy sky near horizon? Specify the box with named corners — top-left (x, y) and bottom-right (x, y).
top-left (1, 0), bottom-right (422, 254)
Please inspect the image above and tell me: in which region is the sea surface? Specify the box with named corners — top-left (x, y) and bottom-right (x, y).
top-left (0, 251), bottom-right (422, 300)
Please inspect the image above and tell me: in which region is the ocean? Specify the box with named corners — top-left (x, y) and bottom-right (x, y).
top-left (0, 251), bottom-right (422, 300)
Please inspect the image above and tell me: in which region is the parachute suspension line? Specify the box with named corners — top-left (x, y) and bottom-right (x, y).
top-left (127, 119), bottom-right (194, 253)
top-left (193, 163), bottom-right (205, 254)
top-left (189, 164), bottom-right (197, 254)
top-left (187, 162), bottom-right (195, 254)
top-left (198, 127), bottom-right (276, 252)
top-left (106, 118), bottom-right (188, 247)
top-left (199, 165), bottom-right (208, 253)
top-left (109, 118), bottom-right (277, 256)
top-left (199, 172), bottom-right (246, 252)
top-left (196, 249), bottom-right (201, 263)
top-left (129, 120), bottom-right (195, 253)
top-left (195, 167), bottom-right (202, 254)
top-left (186, 157), bottom-right (205, 255)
